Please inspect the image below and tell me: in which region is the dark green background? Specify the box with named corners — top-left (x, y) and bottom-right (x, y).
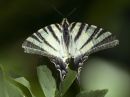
top-left (0, 0), bottom-right (130, 97)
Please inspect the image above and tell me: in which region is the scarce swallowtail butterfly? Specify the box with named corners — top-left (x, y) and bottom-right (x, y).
top-left (22, 18), bottom-right (119, 81)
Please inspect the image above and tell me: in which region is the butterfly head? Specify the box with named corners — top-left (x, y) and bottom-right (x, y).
top-left (61, 18), bottom-right (69, 27)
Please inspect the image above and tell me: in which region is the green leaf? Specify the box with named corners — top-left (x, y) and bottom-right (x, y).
top-left (58, 67), bottom-right (77, 97)
top-left (0, 64), bottom-right (25, 97)
top-left (14, 77), bottom-right (36, 97)
top-left (76, 89), bottom-right (108, 97)
top-left (37, 65), bottom-right (56, 97)
top-left (0, 64), bottom-right (36, 97)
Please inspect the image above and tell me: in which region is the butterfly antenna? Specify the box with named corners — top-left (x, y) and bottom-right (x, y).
top-left (66, 8), bottom-right (77, 18)
top-left (51, 5), bottom-right (65, 18)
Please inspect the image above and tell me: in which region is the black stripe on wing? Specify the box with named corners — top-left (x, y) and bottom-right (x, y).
top-left (31, 34), bottom-right (42, 43)
top-left (36, 32), bottom-right (45, 40)
top-left (36, 32), bottom-right (57, 51)
top-left (74, 23), bottom-right (86, 42)
top-left (95, 28), bottom-right (107, 39)
top-left (43, 28), bottom-right (48, 33)
top-left (92, 35), bottom-right (116, 49)
top-left (55, 24), bottom-right (62, 32)
top-left (47, 26), bottom-right (60, 43)
top-left (89, 35), bottom-right (119, 53)
top-left (93, 34), bottom-right (115, 47)
top-left (70, 22), bottom-right (76, 32)
top-left (23, 40), bottom-right (46, 51)
top-left (79, 25), bottom-right (99, 49)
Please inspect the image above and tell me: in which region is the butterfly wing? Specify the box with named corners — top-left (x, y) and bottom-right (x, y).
top-left (22, 23), bottom-right (68, 80)
top-left (69, 22), bottom-right (119, 73)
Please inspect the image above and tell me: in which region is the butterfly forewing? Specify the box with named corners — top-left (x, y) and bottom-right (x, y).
top-left (23, 26), bottom-right (59, 57)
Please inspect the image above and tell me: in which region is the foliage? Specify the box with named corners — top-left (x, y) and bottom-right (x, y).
top-left (0, 64), bottom-right (35, 97)
top-left (0, 64), bottom-right (108, 97)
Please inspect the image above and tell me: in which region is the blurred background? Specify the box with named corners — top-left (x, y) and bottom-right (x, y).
top-left (0, 0), bottom-right (130, 97)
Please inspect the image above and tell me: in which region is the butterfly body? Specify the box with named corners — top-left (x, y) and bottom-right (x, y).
top-left (22, 18), bottom-right (119, 81)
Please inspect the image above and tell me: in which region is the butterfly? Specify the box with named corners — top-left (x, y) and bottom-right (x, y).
top-left (22, 18), bottom-right (119, 81)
